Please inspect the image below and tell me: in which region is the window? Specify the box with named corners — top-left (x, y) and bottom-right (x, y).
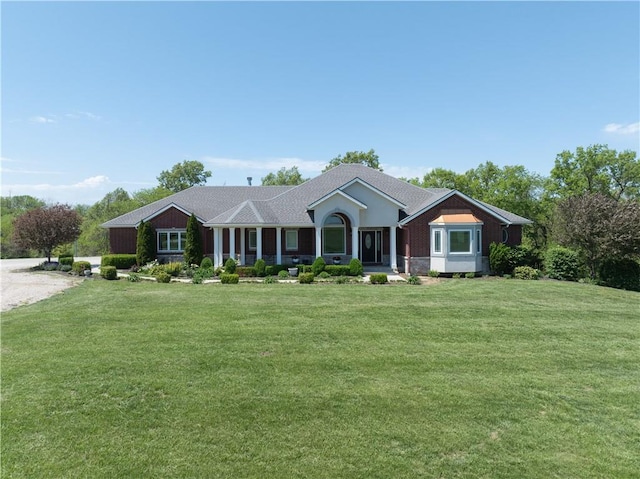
top-left (323, 214), bottom-right (345, 255)
top-left (476, 230), bottom-right (482, 254)
top-left (158, 230), bottom-right (186, 252)
top-left (449, 230), bottom-right (472, 254)
top-left (285, 229), bottom-right (298, 250)
top-left (433, 229), bottom-right (443, 254)
top-left (248, 230), bottom-right (257, 250)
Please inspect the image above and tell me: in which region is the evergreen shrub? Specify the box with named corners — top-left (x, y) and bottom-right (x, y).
top-left (490, 242), bottom-right (512, 276)
top-left (513, 266), bottom-right (541, 280)
top-left (155, 271), bottom-right (172, 283)
top-left (224, 257), bottom-right (237, 274)
top-left (72, 261), bottom-right (91, 275)
top-left (324, 265), bottom-right (350, 276)
top-left (407, 275), bottom-right (421, 285)
top-left (220, 273), bottom-right (239, 284)
top-left (349, 258), bottom-right (364, 276)
top-left (100, 266), bottom-right (118, 280)
top-left (369, 273), bottom-right (388, 284)
top-left (278, 270), bottom-right (289, 279)
top-left (101, 254), bottom-right (137, 269)
top-left (545, 246), bottom-right (582, 281)
top-left (183, 214), bottom-right (203, 266)
top-left (59, 256), bottom-right (74, 267)
top-left (298, 272), bottom-right (315, 284)
top-left (201, 257), bottom-right (213, 269)
top-left (311, 257), bottom-right (326, 276)
top-left (598, 258), bottom-right (640, 292)
top-left (236, 266), bottom-right (256, 277)
top-left (254, 259), bottom-right (266, 277)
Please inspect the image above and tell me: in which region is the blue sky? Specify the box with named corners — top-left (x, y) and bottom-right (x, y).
top-left (2, 1), bottom-right (638, 206)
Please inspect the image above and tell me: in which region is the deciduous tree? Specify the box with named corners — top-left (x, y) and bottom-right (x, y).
top-left (323, 149), bottom-right (382, 172)
top-left (261, 166), bottom-right (307, 186)
top-left (12, 204), bottom-right (82, 262)
top-left (157, 160), bottom-right (212, 193)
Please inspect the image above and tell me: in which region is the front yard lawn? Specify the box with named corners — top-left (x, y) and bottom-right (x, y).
top-left (2, 280), bottom-right (638, 478)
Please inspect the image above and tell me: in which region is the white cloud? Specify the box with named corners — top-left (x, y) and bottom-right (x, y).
top-left (383, 164), bottom-right (433, 180)
top-left (603, 122), bottom-right (640, 135)
top-left (203, 156), bottom-right (326, 173)
top-left (29, 116), bottom-right (56, 124)
top-left (65, 111), bottom-right (101, 121)
top-left (2, 175), bottom-right (110, 193)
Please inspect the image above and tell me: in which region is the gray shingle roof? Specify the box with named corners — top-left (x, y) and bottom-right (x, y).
top-left (102, 164), bottom-right (532, 228)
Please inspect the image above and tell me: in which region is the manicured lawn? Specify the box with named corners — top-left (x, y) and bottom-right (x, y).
top-left (1, 279), bottom-right (638, 478)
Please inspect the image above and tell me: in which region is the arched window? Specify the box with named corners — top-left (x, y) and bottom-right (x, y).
top-left (323, 214), bottom-right (345, 254)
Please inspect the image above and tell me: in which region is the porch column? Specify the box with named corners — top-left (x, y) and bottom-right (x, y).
top-left (315, 226), bottom-right (322, 259)
top-left (276, 227), bottom-right (282, 265)
top-left (351, 226), bottom-right (359, 261)
top-left (240, 228), bottom-right (246, 265)
top-left (256, 227), bottom-right (263, 260)
top-left (390, 226), bottom-right (398, 272)
top-left (213, 228), bottom-right (221, 268)
top-left (229, 227), bottom-right (236, 261)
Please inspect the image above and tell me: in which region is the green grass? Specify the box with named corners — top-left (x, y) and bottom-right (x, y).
top-left (2, 279), bottom-right (639, 478)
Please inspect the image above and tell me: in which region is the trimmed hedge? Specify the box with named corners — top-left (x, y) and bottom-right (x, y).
top-left (298, 272), bottom-right (315, 284)
top-left (369, 273), bottom-right (388, 284)
top-left (513, 266), bottom-right (541, 280)
top-left (59, 256), bottom-right (74, 267)
top-left (349, 258), bottom-right (364, 276)
top-left (254, 259), bottom-right (266, 277)
top-left (224, 257), bottom-right (237, 274)
top-left (220, 273), bottom-right (240, 284)
top-left (201, 257), bottom-right (213, 269)
top-left (236, 266), bottom-right (257, 277)
top-left (545, 246), bottom-right (581, 281)
top-left (155, 271), bottom-right (172, 283)
top-left (72, 261), bottom-right (92, 275)
top-left (100, 266), bottom-right (118, 280)
top-left (101, 254), bottom-right (137, 269)
top-left (265, 264), bottom-right (287, 276)
top-left (324, 265), bottom-right (351, 276)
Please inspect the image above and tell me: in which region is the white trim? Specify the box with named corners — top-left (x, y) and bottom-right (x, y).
top-left (432, 228), bottom-right (444, 255)
top-left (285, 229), bottom-right (298, 250)
top-left (248, 229), bottom-right (257, 250)
top-left (307, 189), bottom-right (368, 210)
top-left (141, 203), bottom-right (205, 225)
top-left (339, 177), bottom-right (407, 208)
top-left (448, 229), bottom-right (473, 255)
top-left (401, 190), bottom-right (514, 226)
top-left (157, 229), bottom-right (187, 253)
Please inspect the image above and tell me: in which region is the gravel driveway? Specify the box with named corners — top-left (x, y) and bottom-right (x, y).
top-left (0, 257), bottom-right (101, 312)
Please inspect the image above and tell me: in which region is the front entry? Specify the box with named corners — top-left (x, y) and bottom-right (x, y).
top-left (360, 230), bottom-right (382, 264)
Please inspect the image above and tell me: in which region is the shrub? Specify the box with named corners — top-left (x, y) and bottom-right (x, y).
top-left (513, 266), bottom-right (541, 280)
top-left (334, 276), bottom-right (349, 284)
top-left (489, 242), bottom-right (512, 276)
top-left (349, 258), bottom-right (364, 276)
top-left (428, 270), bottom-right (440, 278)
top-left (465, 272), bottom-right (475, 279)
top-left (155, 271), bottom-right (172, 283)
top-left (317, 271), bottom-right (331, 279)
top-left (598, 258), bottom-right (640, 292)
top-left (100, 266), bottom-right (118, 280)
top-left (127, 273), bottom-right (140, 283)
top-left (300, 265), bottom-right (313, 274)
top-left (220, 273), bottom-right (239, 284)
top-left (201, 257), bottom-right (213, 269)
top-left (59, 256), bottom-right (74, 267)
top-left (278, 270), bottom-right (289, 279)
top-left (254, 259), bottom-right (266, 277)
top-left (369, 273), bottom-right (388, 284)
top-left (183, 213), bottom-right (203, 266)
top-left (224, 257), bottom-right (237, 274)
top-left (324, 265), bottom-right (351, 276)
top-left (263, 276), bottom-right (277, 284)
top-left (101, 254), bottom-right (137, 269)
top-left (72, 261), bottom-right (92, 275)
top-left (545, 246), bottom-right (582, 281)
top-left (298, 272), bottom-right (315, 284)
top-left (161, 262), bottom-right (183, 277)
top-left (452, 273), bottom-right (462, 279)
top-left (136, 220), bottom-right (156, 266)
top-left (266, 264), bottom-right (287, 276)
top-left (407, 275), bottom-right (421, 285)
top-left (311, 257), bottom-right (326, 276)
top-left (236, 266), bottom-right (256, 277)
top-left (192, 268), bottom-right (214, 284)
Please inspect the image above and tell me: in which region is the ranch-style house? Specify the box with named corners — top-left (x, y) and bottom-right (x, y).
top-left (102, 164), bottom-right (532, 275)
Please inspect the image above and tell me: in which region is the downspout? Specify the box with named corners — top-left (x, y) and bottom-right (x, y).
top-left (400, 224), bottom-right (410, 274)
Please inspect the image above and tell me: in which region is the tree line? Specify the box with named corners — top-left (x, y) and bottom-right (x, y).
top-left (2, 146), bottom-right (639, 288)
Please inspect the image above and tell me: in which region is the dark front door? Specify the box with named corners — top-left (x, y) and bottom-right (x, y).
top-left (361, 230), bottom-right (382, 264)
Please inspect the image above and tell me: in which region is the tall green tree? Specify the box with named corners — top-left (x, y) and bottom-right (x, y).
top-left (547, 145), bottom-right (639, 201)
top-left (12, 204), bottom-right (82, 262)
top-left (157, 160), bottom-right (212, 193)
top-left (1, 195), bottom-right (46, 258)
top-left (183, 214), bottom-right (203, 266)
top-left (323, 149), bottom-right (382, 172)
top-left (261, 166), bottom-right (307, 186)
top-left (136, 220), bottom-right (156, 266)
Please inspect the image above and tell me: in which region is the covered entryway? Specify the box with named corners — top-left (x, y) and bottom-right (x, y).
top-left (360, 229), bottom-right (382, 264)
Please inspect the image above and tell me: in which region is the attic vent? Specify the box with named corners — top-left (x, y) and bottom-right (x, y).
top-left (247, 177), bottom-right (253, 186)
